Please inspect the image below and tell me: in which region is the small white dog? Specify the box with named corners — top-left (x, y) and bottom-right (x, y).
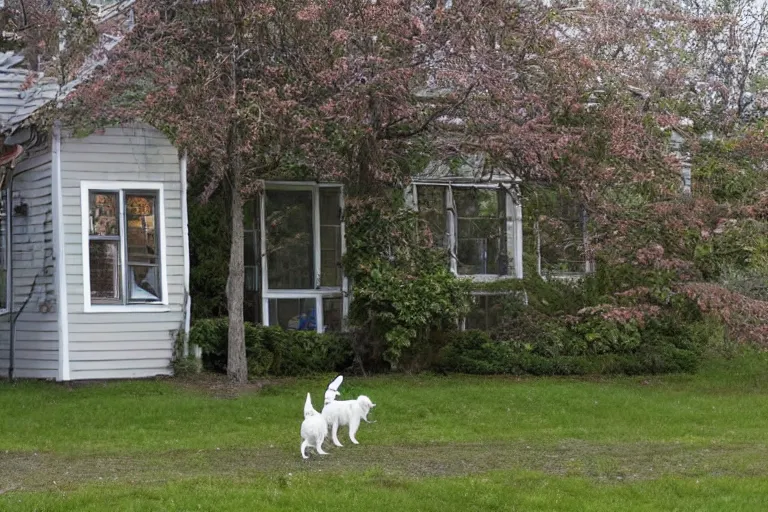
top-left (322, 394), bottom-right (376, 447)
top-left (300, 392), bottom-right (328, 459)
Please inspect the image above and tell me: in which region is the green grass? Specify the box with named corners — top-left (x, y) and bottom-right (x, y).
top-left (1, 353), bottom-right (768, 510)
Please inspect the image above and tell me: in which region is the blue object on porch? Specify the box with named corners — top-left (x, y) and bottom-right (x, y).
top-left (298, 308), bottom-right (317, 331)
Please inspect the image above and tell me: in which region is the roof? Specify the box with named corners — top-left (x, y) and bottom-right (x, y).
top-left (0, 0), bottom-right (135, 135)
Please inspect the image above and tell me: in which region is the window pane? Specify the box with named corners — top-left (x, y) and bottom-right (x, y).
top-left (128, 264), bottom-right (161, 302)
top-left (524, 187), bottom-right (587, 274)
top-left (417, 186), bottom-right (447, 248)
top-left (465, 295), bottom-right (506, 331)
top-left (243, 200), bottom-right (257, 230)
top-left (126, 194), bottom-right (158, 265)
top-left (322, 297), bottom-right (343, 332)
top-left (454, 188), bottom-right (504, 275)
top-left (319, 188), bottom-right (342, 288)
top-left (89, 192), bottom-right (119, 236)
top-left (268, 298), bottom-right (317, 331)
top-left (266, 190), bottom-right (314, 290)
top-left (90, 240), bottom-right (121, 303)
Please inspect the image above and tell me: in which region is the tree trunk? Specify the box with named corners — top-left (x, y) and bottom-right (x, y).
top-left (226, 153), bottom-right (248, 384)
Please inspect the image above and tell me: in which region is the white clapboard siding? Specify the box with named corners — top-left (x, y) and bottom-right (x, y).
top-left (0, 138), bottom-right (59, 379)
top-left (61, 124), bottom-right (183, 380)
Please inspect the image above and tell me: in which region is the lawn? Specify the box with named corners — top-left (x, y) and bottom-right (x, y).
top-left (1, 353), bottom-right (768, 510)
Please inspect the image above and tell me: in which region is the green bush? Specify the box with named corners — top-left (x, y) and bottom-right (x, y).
top-left (343, 197), bottom-right (471, 370)
top-left (436, 328), bottom-right (705, 376)
top-left (189, 318), bottom-right (354, 377)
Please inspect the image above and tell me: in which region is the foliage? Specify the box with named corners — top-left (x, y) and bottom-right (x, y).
top-left (187, 175), bottom-right (230, 319)
top-left (437, 306), bottom-right (720, 377)
top-left (437, 330), bottom-right (703, 376)
top-left (189, 318), bottom-right (353, 377)
top-left (343, 196), bottom-right (471, 370)
top-left (172, 330), bottom-right (202, 377)
top-left (458, 260), bottom-right (733, 376)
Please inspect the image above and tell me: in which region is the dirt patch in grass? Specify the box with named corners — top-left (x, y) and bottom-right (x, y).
top-left (171, 372), bottom-right (276, 398)
top-left (2, 441), bottom-right (767, 493)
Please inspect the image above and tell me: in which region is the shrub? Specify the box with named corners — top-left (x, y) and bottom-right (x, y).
top-left (189, 318), bottom-right (354, 377)
top-left (436, 329), bottom-right (705, 376)
top-left (343, 197), bottom-right (471, 369)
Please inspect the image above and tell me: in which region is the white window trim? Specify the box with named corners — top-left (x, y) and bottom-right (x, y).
top-left (258, 182), bottom-right (346, 333)
top-left (0, 187), bottom-right (9, 316)
top-left (80, 181), bottom-right (169, 313)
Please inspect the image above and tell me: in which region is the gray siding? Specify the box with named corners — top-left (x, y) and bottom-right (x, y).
top-left (61, 124), bottom-right (183, 380)
top-left (0, 139), bottom-right (59, 379)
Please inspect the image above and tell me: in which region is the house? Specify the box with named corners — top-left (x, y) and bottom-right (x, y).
top-left (0, 0), bottom-right (191, 381)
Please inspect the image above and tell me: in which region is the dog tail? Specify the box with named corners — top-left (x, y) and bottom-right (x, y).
top-left (324, 375), bottom-right (343, 405)
top-left (304, 392), bottom-right (318, 417)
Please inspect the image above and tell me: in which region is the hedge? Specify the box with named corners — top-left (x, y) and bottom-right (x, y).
top-left (189, 315), bottom-right (718, 378)
top-left (435, 328), bottom-right (706, 376)
top-left (189, 318), bottom-right (354, 377)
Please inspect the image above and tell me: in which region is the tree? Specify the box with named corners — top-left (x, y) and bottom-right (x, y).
top-left (64, 0), bottom-right (756, 379)
top-left (67, 0), bottom-right (483, 382)
top-left (0, 0), bottom-right (99, 81)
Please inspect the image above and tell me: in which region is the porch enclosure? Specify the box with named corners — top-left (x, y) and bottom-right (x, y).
top-left (243, 183), bottom-right (347, 334)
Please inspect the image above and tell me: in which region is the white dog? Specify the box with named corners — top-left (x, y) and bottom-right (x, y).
top-left (322, 395), bottom-right (376, 447)
top-left (300, 393), bottom-right (328, 459)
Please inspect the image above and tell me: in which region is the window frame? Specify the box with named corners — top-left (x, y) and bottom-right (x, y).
top-left (255, 182), bottom-right (347, 334)
top-left (81, 181), bottom-right (169, 313)
top-left (410, 181), bottom-right (523, 281)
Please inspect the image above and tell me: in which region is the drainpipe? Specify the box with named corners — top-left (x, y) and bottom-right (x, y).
top-left (7, 175), bottom-right (13, 380)
top-left (180, 151), bottom-right (196, 358)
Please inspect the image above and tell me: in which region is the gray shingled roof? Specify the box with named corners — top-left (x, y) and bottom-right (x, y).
top-left (0, 0), bottom-right (134, 135)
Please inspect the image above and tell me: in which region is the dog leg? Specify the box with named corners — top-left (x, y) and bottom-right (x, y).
top-left (332, 422), bottom-right (343, 447)
top-left (301, 439), bottom-right (309, 459)
top-left (316, 437), bottom-right (329, 455)
top-left (349, 417), bottom-right (361, 444)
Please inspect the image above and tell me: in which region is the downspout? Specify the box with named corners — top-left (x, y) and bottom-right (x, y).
top-left (8, 175), bottom-right (14, 380)
top-left (180, 151), bottom-right (195, 358)
top-left (52, 122), bottom-right (70, 381)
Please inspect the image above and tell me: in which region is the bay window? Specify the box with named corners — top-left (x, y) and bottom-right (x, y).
top-left (82, 182), bottom-right (167, 311)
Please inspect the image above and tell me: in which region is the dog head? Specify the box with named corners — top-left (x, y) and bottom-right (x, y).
top-left (356, 395), bottom-right (376, 419)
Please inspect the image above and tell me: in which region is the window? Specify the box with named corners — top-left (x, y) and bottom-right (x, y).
top-left (414, 183), bottom-right (519, 279)
top-left (523, 185), bottom-right (593, 277)
top-left (82, 183), bottom-right (166, 310)
top-left (465, 294), bottom-right (506, 331)
top-left (0, 187), bottom-right (8, 313)
top-left (454, 188), bottom-right (506, 275)
top-left (243, 183), bottom-right (346, 333)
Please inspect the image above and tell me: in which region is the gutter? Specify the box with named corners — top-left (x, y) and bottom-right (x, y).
top-left (7, 174), bottom-right (13, 379)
